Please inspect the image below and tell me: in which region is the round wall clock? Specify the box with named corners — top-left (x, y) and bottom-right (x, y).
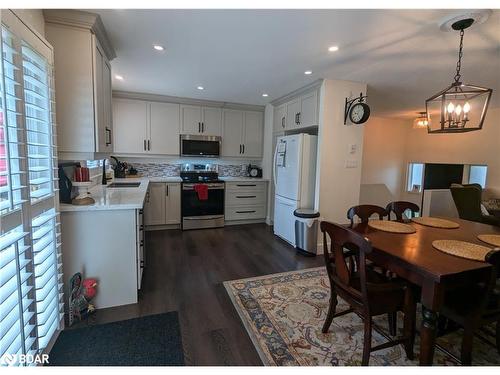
top-left (349, 102), bottom-right (371, 124)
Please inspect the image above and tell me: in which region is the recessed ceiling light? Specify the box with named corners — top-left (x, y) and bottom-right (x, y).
top-left (153, 45), bottom-right (164, 51)
top-left (328, 45), bottom-right (339, 52)
top-left (262, 93), bottom-right (269, 97)
top-left (197, 86), bottom-right (204, 90)
top-left (115, 75), bottom-right (124, 80)
top-left (304, 70), bottom-right (313, 75)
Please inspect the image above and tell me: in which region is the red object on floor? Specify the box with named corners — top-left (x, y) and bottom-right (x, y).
top-left (194, 184), bottom-right (208, 201)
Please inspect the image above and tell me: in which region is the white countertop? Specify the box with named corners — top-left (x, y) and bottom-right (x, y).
top-left (60, 178), bottom-right (149, 212)
top-left (59, 176), bottom-right (269, 212)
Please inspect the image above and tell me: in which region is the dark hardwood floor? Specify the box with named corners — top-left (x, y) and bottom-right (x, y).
top-left (78, 224), bottom-right (323, 365)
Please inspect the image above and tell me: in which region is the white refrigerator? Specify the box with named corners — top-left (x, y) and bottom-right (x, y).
top-left (273, 133), bottom-right (318, 245)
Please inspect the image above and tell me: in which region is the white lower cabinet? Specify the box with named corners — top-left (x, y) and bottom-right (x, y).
top-left (144, 182), bottom-right (181, 227)
top-left (165, 183), bottom-right (181, 225)
top-left (225, 181), bottom-right (268, 223)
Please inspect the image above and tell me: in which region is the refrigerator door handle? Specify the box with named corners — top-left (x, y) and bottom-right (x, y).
top-left (273, 141), bottom-right (279, 187)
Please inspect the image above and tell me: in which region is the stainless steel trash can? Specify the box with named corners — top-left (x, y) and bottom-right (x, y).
top-left (294, 209), bottom-right (320, 256)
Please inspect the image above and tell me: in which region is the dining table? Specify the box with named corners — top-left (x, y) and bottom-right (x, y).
top-left (350, 217), bottom-right (500, 365)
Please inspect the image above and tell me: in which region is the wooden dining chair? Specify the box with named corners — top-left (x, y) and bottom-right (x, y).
top-left (439, 248), bottom-right (500, 364)
top-left (347, 204), bottom-right (388, 227)
top-left (320, 221), bottom-right (416, 365)
top-left (386, 201), bottom-right (420, 222)
top-left (346, 204), bottom-right (397, 335)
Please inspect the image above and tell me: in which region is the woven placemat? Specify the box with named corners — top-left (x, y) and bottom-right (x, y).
top-left (412, 217), bottom-right (460, 229)
top-left (368, 220), bottom-right (416, 234)
top-left (477, 234), bottom-right (500, 247)
top-left (432, 240), bottom-right (491, 261)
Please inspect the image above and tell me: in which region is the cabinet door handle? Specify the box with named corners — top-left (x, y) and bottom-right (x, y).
top-left (144, 139), bottom-right (146, 151)
top-left (236, 195), bottom-right (256, 198)
top-left (236, 210), bottom-right (256, 214)
top-left (105, 127), bottom-right (112, 146)
top-left (166, 184), bottom-right (169, 196)
top-left (242, 144), bottom-right (245, 154)
top-left (298, 112), bottom-right (301, 125)
top-left (202, 122), bottom-right (204, 132)
top-left (236, 184), bottom-right (256, 187)
top-left (147, 140), bottom-right (150, 151)
top-left (198, 122), bottom-right (201, 132)
top-left (281, 116), bottom-right (285, 128)
top-left (239, 144), bottom-right (242, 154)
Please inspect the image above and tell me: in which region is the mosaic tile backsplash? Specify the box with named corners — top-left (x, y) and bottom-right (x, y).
top-left (132, 162), bottom-right (251, 177)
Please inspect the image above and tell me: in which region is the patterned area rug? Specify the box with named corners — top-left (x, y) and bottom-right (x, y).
top-left (224, 267), bottom-right (500, 366)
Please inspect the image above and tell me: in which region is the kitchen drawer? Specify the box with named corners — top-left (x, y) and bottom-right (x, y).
top-left (225, 181), bottom-right (266, 192)
top-left (226, 190), bottom-right (266, 207)
top-left (225, 205), bottom-right (266, 221)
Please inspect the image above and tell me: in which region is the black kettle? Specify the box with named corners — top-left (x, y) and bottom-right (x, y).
top-left (110, 156), bottom-right (127, 178)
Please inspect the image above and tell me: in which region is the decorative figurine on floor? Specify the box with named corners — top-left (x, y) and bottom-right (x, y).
top-left (68, 272), bottom-right (98, 326)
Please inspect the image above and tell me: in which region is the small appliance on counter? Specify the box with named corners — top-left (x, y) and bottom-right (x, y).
top-left (247, 164), bottom-right (262, 178)
top-left (59, 163), bottom-right (78, 203)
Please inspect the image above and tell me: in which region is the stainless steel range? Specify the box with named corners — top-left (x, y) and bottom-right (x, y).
top-left (180, 164), bottom-right (224, 230)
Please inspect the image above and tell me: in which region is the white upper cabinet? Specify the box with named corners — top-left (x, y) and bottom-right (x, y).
top-left (149, 102), bottom-right (180, 155)
top-left (94, 41), bottom-right (113, 153)
top-left (280, 89), bottom-right (319, 130)
top-left (181, 105), bottom-right (201, 134)
top-left (222, 110), bottom-right (244, 157)
top-left (201, 107), bottom-right (222, 136)
top-left (113, 99), bottom-right (148, 154)
top-left (181, 105), bottom-right (222, 136)
top-left (298, 90), bottom-right (318, 128)
top-left (44, 10), bottom-right (116, 156)
top-left (273, 103), bottom-right (286, 133)
top-left (243, 111), bottom-right (264, 158)
top-left (113, 98), bottom-right (180, 155)
top-left (222, 109), bottom-right (263, 158)
top-left (286, 98), bottom-right (301, 129)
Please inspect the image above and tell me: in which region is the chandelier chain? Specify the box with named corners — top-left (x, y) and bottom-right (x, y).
top-left (454, 28), bottom-right (465, 84)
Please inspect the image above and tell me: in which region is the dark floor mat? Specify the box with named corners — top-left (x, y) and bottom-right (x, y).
top-left (49, 312), bottom-right (184, 366)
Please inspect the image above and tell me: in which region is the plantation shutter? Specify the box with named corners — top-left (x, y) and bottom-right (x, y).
top-left (1, 10), bottom-right (62, 366)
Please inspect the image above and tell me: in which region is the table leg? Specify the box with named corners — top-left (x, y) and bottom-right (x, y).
top-left (419, 306), bottom-right (438, 365)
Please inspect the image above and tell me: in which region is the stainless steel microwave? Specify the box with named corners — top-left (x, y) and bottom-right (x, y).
top-left (180, 134), bottom-right (221, 158)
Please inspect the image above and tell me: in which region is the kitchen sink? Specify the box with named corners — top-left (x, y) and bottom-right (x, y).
top-left (107, 182), bottom-right (141, 188)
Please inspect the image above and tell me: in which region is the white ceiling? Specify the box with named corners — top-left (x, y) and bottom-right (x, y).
top-left (93, 9), bottom-right (500, 118)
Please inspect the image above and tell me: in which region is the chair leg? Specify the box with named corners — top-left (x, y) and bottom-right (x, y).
top-left (362, 317), bottom-right (372, 366)
top-left (388, 312), bottom-right (397, 336)
top-left (403, 288), bottom-right (416, 361)
top-left (322, 292), bottom-right (337, 333)
top-left (461, 324), bottom-right (474, 365)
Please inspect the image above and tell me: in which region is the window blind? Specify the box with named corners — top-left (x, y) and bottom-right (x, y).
top-left (1, 10), bottom-right (62, 366)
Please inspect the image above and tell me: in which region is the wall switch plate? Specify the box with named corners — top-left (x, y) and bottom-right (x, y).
top-left (348, 144), bottom-right (357, 154)
top-left (345, 159), bottom-right (358, 168)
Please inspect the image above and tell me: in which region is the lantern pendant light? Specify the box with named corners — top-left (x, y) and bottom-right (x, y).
top-left (425, 17), bottom-right (493, 133)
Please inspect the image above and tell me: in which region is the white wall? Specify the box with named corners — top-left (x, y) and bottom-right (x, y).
top-left (316, 79), bottom-right (367, 225)
top-left (361, 107), bottom-right (500, 208)
top-left (12, 9), bottom-right (45, 36)
top-left (403, 107), bottom-right (500, 198)
top-left (360, 116), bottom-right (409, 206)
